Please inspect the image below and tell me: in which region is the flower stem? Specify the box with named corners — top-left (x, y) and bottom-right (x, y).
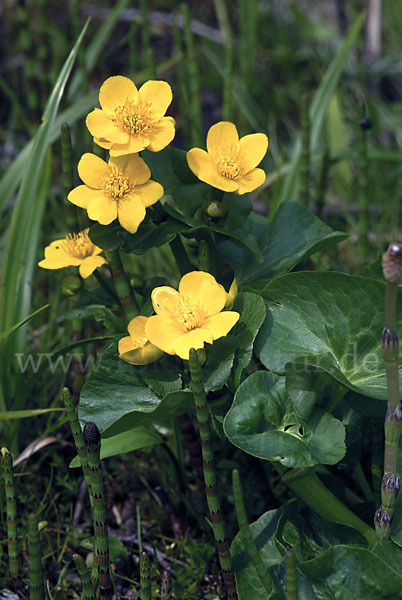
top-left (92, 269), bottom-right (120, 304)
top-left (232, 469), bottom-right (272, 593)
top-left (72, 554), bottom-right (96, 600)
top-left (169, 235), bottom-right (193, 277)
top-left (28, 514), bottom-right (44, 600)
top-left (189, 349), bottom-right (238, 600)
top-left (83, 422), bottom-right (112, 600)
top-left (0, 448), bottom-right (26, 599)
top-left (140, 551), bottom-right (151, 600)
top-left (285, 551), bottom-right (298, 600)
top-left (104, 249), bottom-right (138, 320)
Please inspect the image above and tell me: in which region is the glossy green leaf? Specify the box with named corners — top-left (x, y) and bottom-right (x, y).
top-left (121, 219), bottom-right (187, 254)
top-left (70, 426), bottom-right (162, 467)
top-left (224, 371), bottom-right (345, 467)
top-left (79, 343), bottom-right (191, 437)
top-left (256, 272), bottom-right (401, 400)
top-left (219, 201), bottom-right (346, 291)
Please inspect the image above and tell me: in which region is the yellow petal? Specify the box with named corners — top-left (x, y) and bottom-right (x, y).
top-left (186, 148), bottom-right (214, 178)
top-left (197, 169), bottom-right (239, 192)
top-left (86, 108), bottom-right (129, 144)
top-left (236, 168), bottom-right (266, 195)
top-left (239, 133), bottom-right (268, 171)
top-left (99, 76), bottom-right (139, 116)
top-left (117, 194), bottom-right (146, 234)
top-left (79, 255), bottom-right (107, 279)
top-left (151, 286), bottom-right (181, 314)
top-left (135, 181), bottom-right (164, 207)
top-left (94, 136), bottom-right (113, 150)
top-left (147, 117), bottom-right (176, 152)
top-left (68, 185), bottom-right (101, 209)
top-left (206, 121), bottom-right (239, 158)
top-left (225, 278), bottom-right (238, 309)
top-left (203, 311), bottom-right (239, 340)
top-left (179, 271), bottom-right (226, 317)
top-left (127, 315), bottom-right (148, 340)
top-left (119, 340), bottom-right (164, 365)
top-left (145, 314), bottom-right (183, 354)
top-left (110, 154), bottom-right (150, 186)
top-left (173, 328), bottom-right (214, 360)
top-left (87, 196), bottom-right (118, 225)
top-left (139, 80), bottom-right (173, 119)
top-left (78, 153), bottom-right (109, 189)
top-left (44, 241), bottom-right (82, 265)
top-left (109, 134), bottom-right (150, 157)
top-left (118, 335), bottom-right (136, 355)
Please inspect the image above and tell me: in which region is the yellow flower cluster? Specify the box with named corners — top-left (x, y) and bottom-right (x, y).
top-left (119, 271), bottom-right (239, 364)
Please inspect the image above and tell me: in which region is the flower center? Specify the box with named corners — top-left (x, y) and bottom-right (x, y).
top-left (114, 99), bottom-right (152, 135)
top-left (61, 229), bottom-right (94, 259)
top-left (172, 296), bottom-right (203, 332)
top-left (104, 169), bottom-right (131, 201)
top-left (216, 156), bottom-right (240, 179)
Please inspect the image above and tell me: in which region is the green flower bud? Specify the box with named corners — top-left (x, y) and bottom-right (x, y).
top-left (203, 201), bottom-right (228, 221)
top-left (61, 274), bottom-right (82, 296)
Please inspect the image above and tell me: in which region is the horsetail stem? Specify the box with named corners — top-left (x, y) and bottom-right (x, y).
top-left (214, 0), bottom-right (233, 121)
top-left (28, 514), bottom-right (44, 600)
top-left (161, 570), bottom-right (170, 600)
top-left (140, 551), bottom-right (151, 600)
top-left (181, 3), bottom-right (203, 146)
top-left (104, 249), bottom-right (139, 320)
top-left (370, 419), bottom-right (383, 507)
top-left (285, 550), bottom-right (298, 600)
top-left (189, 349), bottom-right (238, 600)
top-left (62, 388), bottom-right (94, 509)
top-left (92, 139), bottom-right (107, 161)
top-left (60, 123), bottom-right (78, 231)
top-left (232, 470), bottom-right (272, 593)
top-left (83, 422), bottom-right (112, 600)
top-left (0, 448), bottom-right (26, 599)
top-left (72, 554), bottom-right (96, 600)
top-left (300, 93), bottom-right (310, 207)
top-left (374, 243), bottom-right (402, 539)
top-left (168, 236), bottom-right (193, 277)
top-left (198, 240), bottom-right (210, 273)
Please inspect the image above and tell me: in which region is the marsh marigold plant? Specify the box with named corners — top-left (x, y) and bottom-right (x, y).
top-left (187, 121), bottom-right (268, 194)
top-left (118, 316), bottom-right (163, 365)
top-left (145, 271), bottom-right (239, 360)
top-left (38, 228), bottom-right (106, 278)
top-left (68, 153), bottom-right (163, 234)
top-left (86, 76), bottom-right (175, 156)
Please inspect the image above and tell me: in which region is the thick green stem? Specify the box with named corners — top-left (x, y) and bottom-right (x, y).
top-left (169, 235), bottom-right (193, 276)
top-left (189, 349), bottom-right (238, 600)
top-left (232, 470), bottom-right (272, 593)
top-left (140, 551), bottom-right (151, 600)
top-left (0, 448), bottom-right (26, 599)
top-left (104, 249), bottom-right (138, 320)
top-left (285, 551), bottom-right (298, 600)
top-left (83, 422), bottom-right (111, 599)
top-left (28, 514), bottom-right (44, 600)
top-left (72, 554), bottom-right (96, 600)
top-left (273, 464), bottom-right (377, 547)
top-left (300, 94), bottom-right (310, 207)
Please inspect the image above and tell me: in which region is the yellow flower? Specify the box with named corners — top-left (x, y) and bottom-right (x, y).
top-left (118, 316), bottom-right (164, 365)
top-left (186, 121), bottom-right (268, 194)
top-left (86, 76), bottom-right (175, 156)
top-left (38, 228), bottom-right (106, 279)
top-left (68, 153), bottom-right (164, 234)
top-left (224, 279), bottom-right (238, 309)
top-left (145, 271), bottom-right (240, 360)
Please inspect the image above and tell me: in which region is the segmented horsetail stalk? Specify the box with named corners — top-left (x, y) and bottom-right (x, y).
top-left (181, 2), bottom-right (203, 146)
top-left (232, 470), bottom-right (272, 593)
top-left (92, 139), bottom-right (107, 161)
top-left (72, 554), bottom-right (96, 600)
top-left (104, 249), bottom-right (139, 320)
top-left (161, 570), bottom-right (171, 600)
top-left (300, 93), bottom-right (310, 207)
top-left (62, 388), bottom-right (93, 509)
top-left (189, 349), bottom-right (238, 600)
top-left (374, 243), bottom-right (402, 539)
top-left (28, 514), bottom-right (44, 600)
top-left (140, 551), bottom-right (151, 600)
top-left (83, 422), bottom-right (112, 600)
top-left (0, 448), bottom-right (26, 599)
top-left (60, 122), bottom-right (78, 231)
top-left (285, 551), bottom-right (298, 600)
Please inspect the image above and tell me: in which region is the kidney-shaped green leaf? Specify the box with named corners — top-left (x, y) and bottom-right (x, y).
top-left (224, 371), bottom-right (345, 467)
top-left (256, 272), bottom-right (402, 400)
